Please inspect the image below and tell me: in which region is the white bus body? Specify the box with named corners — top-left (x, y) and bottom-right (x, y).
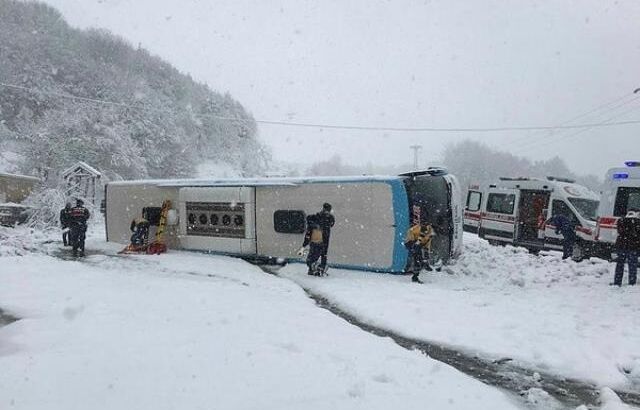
top-left (105, 172), bottom-right (463, 273)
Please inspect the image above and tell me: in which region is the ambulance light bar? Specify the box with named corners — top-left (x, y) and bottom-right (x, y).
top-left (625, 161), bottom-right (640, 167)
top-left (613, 173), bottom-right (629, 179)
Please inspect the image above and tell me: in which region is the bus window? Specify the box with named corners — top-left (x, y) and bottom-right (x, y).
top-left (466, 191), bottom-right (482, 211)
top-left (614, 187), bottom-right (640, 217)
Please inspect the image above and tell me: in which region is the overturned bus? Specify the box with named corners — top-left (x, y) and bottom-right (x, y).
top-left (104, 170), bottom-right (463, 273)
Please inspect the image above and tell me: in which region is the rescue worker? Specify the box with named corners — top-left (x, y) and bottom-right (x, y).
top-left (59, 202), bottom-right (72, 246)
top-left (129, 214), bottom-right (151, 249)
top-left (612, 209), bottom-right (640, 286)
top-left (404, 221), bottom-right (435, 283)
top-left (549, 212), bottom-right (576, 260)
top-left (316, 203), bottom-right (335, 273)
top-left (299, 213), bottom-right (325, 275)
top-left (68, 199), bottom-right (90, 257)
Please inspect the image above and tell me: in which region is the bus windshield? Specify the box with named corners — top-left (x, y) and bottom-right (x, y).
top-left (567, 198), bottom-right (599, 221)
top-left (403, 175), bottom-right (451, 263)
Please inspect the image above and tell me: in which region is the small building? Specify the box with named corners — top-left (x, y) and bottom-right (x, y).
top-left (0, 172), bottom-right (40, 226)
top-left (0, 172), bottom-right (40, 203)
top-left (62, 161), bottom-right (102, 204)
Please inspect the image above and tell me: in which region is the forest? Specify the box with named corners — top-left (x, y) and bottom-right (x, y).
top-left (0, 0), bottom-right (269, 183)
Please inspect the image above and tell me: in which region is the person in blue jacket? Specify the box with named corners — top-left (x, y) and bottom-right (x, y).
top-left (549, 213), bottom-right (577, 259)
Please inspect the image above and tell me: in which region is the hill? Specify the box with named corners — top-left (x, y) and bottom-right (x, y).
top-left (0, 0), bottom-right (268, 182)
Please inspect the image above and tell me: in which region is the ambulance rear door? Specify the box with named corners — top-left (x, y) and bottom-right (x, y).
top-left (463, 186), bottom-right (483, 233)
top-left (480, 188), bottom-right (519, 243)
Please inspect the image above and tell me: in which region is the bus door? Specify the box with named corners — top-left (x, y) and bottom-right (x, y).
top-left (481, 188), bottom-right (519, 243)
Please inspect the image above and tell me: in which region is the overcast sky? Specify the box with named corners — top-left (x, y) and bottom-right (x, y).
top-left (41, 0), bottom-right (640, 177)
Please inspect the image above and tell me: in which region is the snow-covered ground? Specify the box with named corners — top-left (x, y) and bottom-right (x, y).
top-left (2, 225), bottom-right (639, 409)
top-left (1, 230), bottom-right (524, 410)
top-left (280, 233), bottom-right (640, 395)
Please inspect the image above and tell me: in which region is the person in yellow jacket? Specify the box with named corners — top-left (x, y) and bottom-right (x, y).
top-left (404, 222), bottom-right (435, 283)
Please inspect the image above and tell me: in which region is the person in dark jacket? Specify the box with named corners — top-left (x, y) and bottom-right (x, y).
top-left (299, 214), bottom-right (325, 275)
top-left (59, 202), bottom-right (72, 246)
top-left (316, 203), bottom-right (335, 273)
top-left (68, 199), bottom-right (90, 257)
top-left (549, 213), bottom-right (577, 259)
top-left (130, 215), bottom-right (150, 248)
top-left (613, 210), bottom-right (640, 286)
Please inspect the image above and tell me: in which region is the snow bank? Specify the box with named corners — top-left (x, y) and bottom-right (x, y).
top-left (455, 233), bottom-right (610, 287)
top-left (0, 226), bottom-right (57, 257)
top-left (0, 243), bottom-right (521, 409)
top-left (280, 233), bottom-right (640, 391)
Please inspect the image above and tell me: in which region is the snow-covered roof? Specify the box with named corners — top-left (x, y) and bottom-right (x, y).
top-left (62, 161), bottom-right (101, 178)
top-left (108, 175), bottom-right (403, 188)
top-left (0, 172), bottom-right (40, 182)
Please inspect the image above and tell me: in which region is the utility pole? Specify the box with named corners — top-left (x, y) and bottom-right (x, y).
top-left (409, 145), bottom-right (422, 170)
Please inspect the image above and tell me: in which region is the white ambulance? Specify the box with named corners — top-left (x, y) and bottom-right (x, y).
top-left (465, 176), bottom-right (600, 260)
top-left (594, 161), bottom-right (640, 256)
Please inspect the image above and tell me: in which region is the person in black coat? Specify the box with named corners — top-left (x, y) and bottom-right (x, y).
top-left (316, 203), bottom-right (335, 273)
top-left (299, 214), bottom-right (325, 275)
top-left (549, 213), bottom-right (577, 259)
top-left (68, 199), bottom-right (90, 257)
top-left (613, 210), bottom-right (640, 286)
top-left (59, 202), bottom-right (72, 246)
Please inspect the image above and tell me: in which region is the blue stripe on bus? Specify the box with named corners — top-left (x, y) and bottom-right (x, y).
top-left (389, 179), bottom-right (410, 273)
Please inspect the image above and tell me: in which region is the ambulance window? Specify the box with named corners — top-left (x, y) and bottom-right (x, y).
top-left (486, 193), bottom-right (515, 214)
top-left (274, 210), bottom-right (306, 233)
top-left (614, 187), bottom-right (640, 217)
top-left (552, 200), bottom-right (578, 224)
top-left (466, 191), bottom-right (482, 212)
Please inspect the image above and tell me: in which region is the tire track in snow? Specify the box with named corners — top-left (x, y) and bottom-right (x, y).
top-left (260, 266), bottom-right (640, 409)
top-left (41, 244), bottom-right (638, 408)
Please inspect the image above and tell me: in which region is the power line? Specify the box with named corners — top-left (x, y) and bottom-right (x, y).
top-left (501, 92), bottom-right (639, 150)
top-left (3, 81), bottom-right (640, 133)
top-left (511, 97), bottom-right (640, 155)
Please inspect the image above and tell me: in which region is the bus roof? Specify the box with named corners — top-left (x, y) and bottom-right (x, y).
top-left (107, 175), bottom-right (405, 188)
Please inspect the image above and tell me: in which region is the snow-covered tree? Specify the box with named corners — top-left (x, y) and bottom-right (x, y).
top-left (0, 0), bottom-right (268, 183)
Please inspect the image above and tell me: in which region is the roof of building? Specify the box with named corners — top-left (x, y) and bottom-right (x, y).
top-left (0, 172), bottom-right (40, 182)
top-left (62, 161), bottom-right (102, 178)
